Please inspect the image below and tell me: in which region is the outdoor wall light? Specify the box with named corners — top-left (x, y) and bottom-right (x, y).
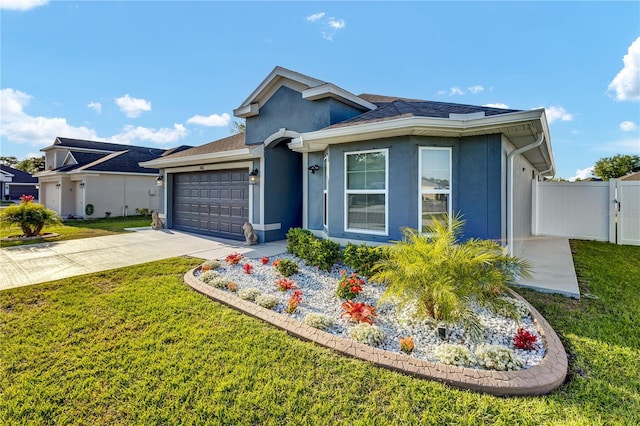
top-left (35, 184), bottom-right (40, 190)
top-left (55, 183), bottom-right (61, 188)
top-left (156, 175), bottom-right (164, 187)
top-left (79, 181), bottom-right (85, 188)
top-left (308, 165), bottom-right (320, 174)
top-left (249, 169), bottom-right (259, 185)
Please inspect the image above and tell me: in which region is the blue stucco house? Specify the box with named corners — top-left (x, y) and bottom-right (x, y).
top-left (142, 67), bottom-right (554, 256)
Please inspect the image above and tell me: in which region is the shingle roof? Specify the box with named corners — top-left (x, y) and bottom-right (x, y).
top-left (81, 150), bottom-right (160, 174)
top-left (54, 137), bottom-right (166, 154)
top-left (0, 165), bottom-right (38, 183)
top-left (326, 94), bottom-right (522, 129)
top-left (158, 132), bottom-right (246, 159)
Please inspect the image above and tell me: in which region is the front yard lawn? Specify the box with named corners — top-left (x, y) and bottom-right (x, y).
top-left (1, 241), bottom-right (638, 424)
top-left (0, 215), bottom-right (151, 247)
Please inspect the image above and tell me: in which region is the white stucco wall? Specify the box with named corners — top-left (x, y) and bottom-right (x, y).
top-left (502, 135), bottom-right (537, 257)
top-left (83, 174), bottom-right (158, 218)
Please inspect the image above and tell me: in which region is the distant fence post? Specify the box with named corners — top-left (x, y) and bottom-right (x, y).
top-left (609, 179), bottom-right (617, 244)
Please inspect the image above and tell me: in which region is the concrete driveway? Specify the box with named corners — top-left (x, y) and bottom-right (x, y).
top-left (0, 228), bottom-right (286, 291)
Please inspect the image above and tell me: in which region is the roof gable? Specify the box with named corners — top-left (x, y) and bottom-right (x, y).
top-left (233, 66), bottom-right (376, 118)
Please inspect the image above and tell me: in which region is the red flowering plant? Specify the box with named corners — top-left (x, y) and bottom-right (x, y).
top-left (276, 278), bottom-right (297, 292)
top-left (340, 301), bottom-right (377, 325)
top-left (243, 263), bottom-right (254, 274)
top-left (335, 270), bottom-right (364, 300)
top-left (225, 252), bottom-right (244, 265)
top-left (260, 256), bottom-right (270, 265)
top-left (20, 194), bottom-right (34, 203)
top-left (272, 258), bottom-right (281, 268)
top-left (399, 337), bottom-right (415, 354)
top-left (513, 327), bottom-right (538, 350)
top-left (285, 290), bottom-right (303, 314)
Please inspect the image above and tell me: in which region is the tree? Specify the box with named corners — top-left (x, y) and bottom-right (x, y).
top-left (229, 120), bottom-right (246, 134)
top-left (0, 156), bottom-right (18, 167)
top-left (593, 154), bottom-right (640, 181)
top-left (16, 156), bottom-right (45, 174)
top-left (370, 216), bottom-right (531, 341)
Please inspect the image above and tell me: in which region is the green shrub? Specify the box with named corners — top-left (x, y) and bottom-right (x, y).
top-left (201, 260), bottom-right (221, 271)
top-left (199, 271), bottom-right (229, 289)
top-left (255, 294), bottom-right (279, 309)
top-left (286, 228), bottom-right (340, 271)
top-left (0, 197), bottom-right (61, 237)
top-left (474, 344), bottom-right (521, 371)
top-left (349, 323), bottom-right (385, 346)
top-left (275, 258), bottom-right (299, 277)
top-left (342, 243), bottom-right (389, 278)
top-left (302, 313), bottom-right (334, 330)
top-left (238, 288), bottom-right (261, 301)
top-left (371, 215), bottom-right (531, 341)
top-left (435, 344), bottom-right (476, 367)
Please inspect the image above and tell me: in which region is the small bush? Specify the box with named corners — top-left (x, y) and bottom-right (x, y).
top-left (276, 278), bottom-right (297, 292)
top-left (340, 301), bottom-right (377, 325)
top-left (286, 228), bottom-right (340, 271)
top-left (225, 252), bottom-right (244, 265)
top-left (400, 337), bottom-right (415, 354)
top-left (284, 290), bottom-right (303, 314)
top-left (227, 282), bottom-right (238, 292)
top-left (303, 313), bottom-right (334, 330)
top-left (275, 258), bottom-right (299, 277)
top-left (498, 297), bottom-right (530, 319)
top-left (436, 344), bottom-right (476, 367)
top-left (0, 197), bottom-right (61, 237)
top-left (201, 260), bottom-right (221, 271)
top-left (335, 271), bottom-right (364, 300)
top-left (200, 271), bottom-right (229, 289)
top-left (238, 288), bottom-right (261, 301)
top-left (349, 323), bottom-right (385, 346)
top-left (474, 344), bottom-right (521, 371)
top-left (255, 294), bottom-right (279, 309)
top-left (513, 327), bottom-right (538, 350)
top-left (342, 243), bottom-right (389, 278)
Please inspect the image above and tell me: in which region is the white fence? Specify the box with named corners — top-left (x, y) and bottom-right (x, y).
top-left (533, 180), bottom-right (639, 246)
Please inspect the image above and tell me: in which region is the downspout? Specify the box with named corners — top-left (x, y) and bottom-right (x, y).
top-left (506, 132), bottom-right (544, 256)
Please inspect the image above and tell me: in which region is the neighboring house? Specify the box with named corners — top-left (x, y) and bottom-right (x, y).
top-left (0, 165), bottom-right (39, 200)
top-left (141, 67), bottom-right (554, 256)
top-left (619, 171), bottom-right (640, 181)
top-left (35, 137), bottom-right (191, 218)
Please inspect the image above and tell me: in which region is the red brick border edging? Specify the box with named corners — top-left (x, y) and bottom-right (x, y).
top-left (184, 268), bottom-right (567, 396)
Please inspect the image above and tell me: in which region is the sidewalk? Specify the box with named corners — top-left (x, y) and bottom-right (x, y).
top-left (516, 236), bottom-right (581, 299)
top-left (0, 229), bottom-right (286, 291)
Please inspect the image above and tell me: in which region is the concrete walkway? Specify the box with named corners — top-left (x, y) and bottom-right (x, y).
top-left (0, 229), bottom-right (287, 291)
top-left (516, 236), bottom-right (580, 299)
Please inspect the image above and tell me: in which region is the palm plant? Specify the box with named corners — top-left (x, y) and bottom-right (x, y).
top-left (1, 196), bottom-right (61, 237)
top-left (370, 215), bottom-right (531, 341)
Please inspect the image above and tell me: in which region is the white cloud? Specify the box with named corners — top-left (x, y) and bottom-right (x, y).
top-left (595, 137), bottom-right (640, 154)
top-left (0, 0), bottom-right (48, 11)
top-left (570, 166), bottom-right (595, 182)
top-left (115, 94), bottom-right (151, 118)
top-left (620, 121), bottom-right (638, 132)
top-left (107, 124), bottom-right (188, 145)
top-left (328, 17), bottom-right (345, 30)
top-left (449, 87), bottom-right (464, 96)
top-left (307, 13), bottom-right (346, 41)
top-left (468, 85), bottom-right (484, 94)
top-left (483, 102), bottom-right (510, 109)
top-left (541, 106), bottom-right (574, 124)
top-left (1, 88), bottom-right (189, 148)
top-left (608, 37), bottom-right (640, 102)
top-left (87, 101), bottom-right (102, 114)
top-left (306, 12), bottom-right (325, 22)
top-left (1, 88), bottom-right (98, 146)
top-left (186, 112), bottom-right (231, 127)
top-left (436, 90), bottom-right (448, 96)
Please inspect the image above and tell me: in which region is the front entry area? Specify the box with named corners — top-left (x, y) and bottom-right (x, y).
top-left (172, 169), bottom-right (250, 240)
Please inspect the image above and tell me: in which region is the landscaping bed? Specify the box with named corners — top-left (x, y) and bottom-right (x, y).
top-left (194, 253), bottom-right (546, 371)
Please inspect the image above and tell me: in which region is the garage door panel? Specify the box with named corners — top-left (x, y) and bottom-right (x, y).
top-left (172, 169), bottom-right (249, 240)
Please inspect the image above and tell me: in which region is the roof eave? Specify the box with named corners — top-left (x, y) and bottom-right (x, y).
top-left (140, 147), bottom-right (259, 169)
top-left (291, 109), bottom-right (554, 172)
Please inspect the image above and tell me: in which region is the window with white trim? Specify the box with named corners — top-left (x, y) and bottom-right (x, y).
top-left (345, 149), bottom-right (388, 234)
top-left (419, 147), bottom-right (451, 232)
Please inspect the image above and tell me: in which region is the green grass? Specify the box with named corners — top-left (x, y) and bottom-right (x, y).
top-left (0, 215), bottom-right (151, 247)
top-left (1, 241), bottom-right (639, 425)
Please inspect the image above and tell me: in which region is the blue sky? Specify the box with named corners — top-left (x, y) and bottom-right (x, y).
top-left (1, 1), bottom-right (639, 180)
